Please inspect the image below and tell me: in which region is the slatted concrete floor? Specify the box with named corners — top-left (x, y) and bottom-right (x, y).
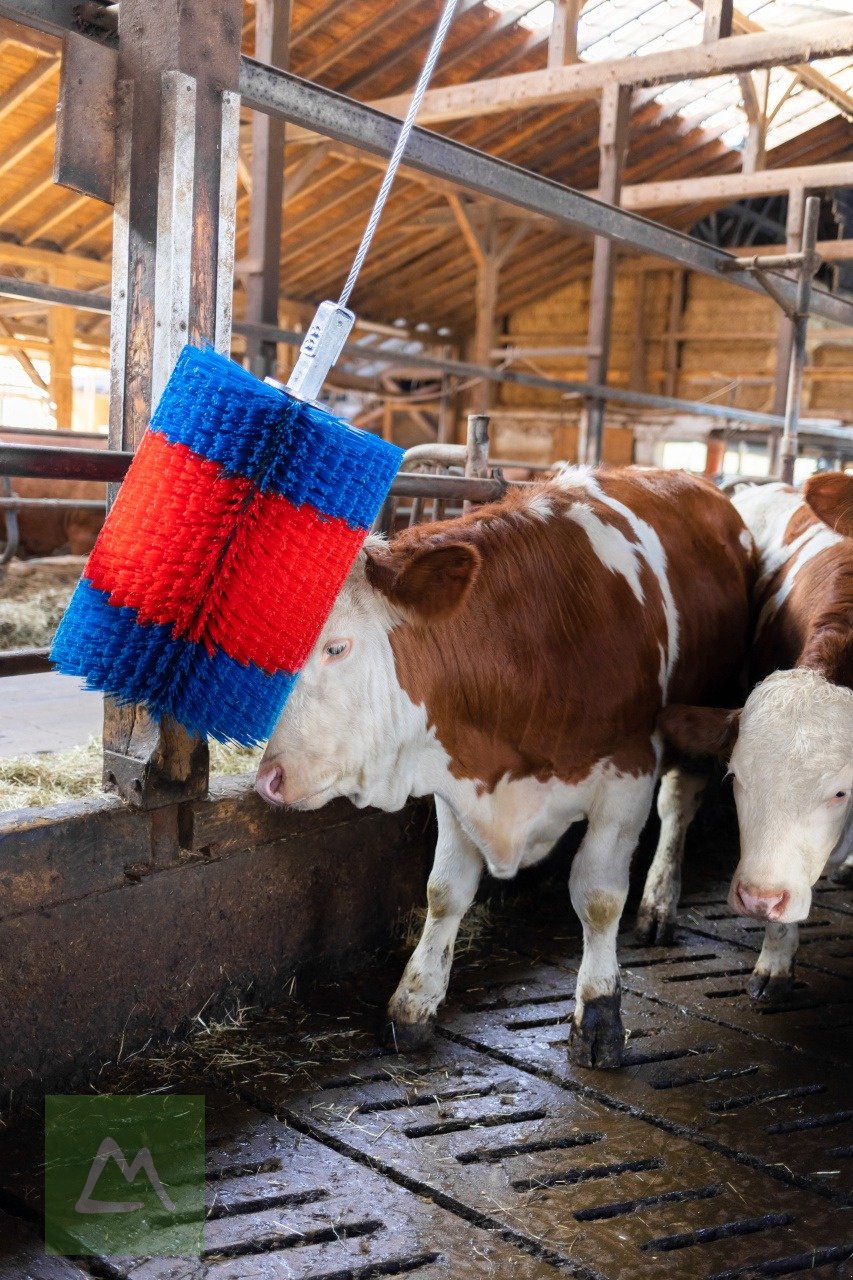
top-left (1, 874), bottom-right (851, 1280)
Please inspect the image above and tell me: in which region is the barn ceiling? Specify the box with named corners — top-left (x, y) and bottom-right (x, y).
top-left (0, 0), bottom-right (850, 359)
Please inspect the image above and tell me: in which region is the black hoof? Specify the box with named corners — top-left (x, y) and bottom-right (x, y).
top-left (379, 1017), bottom-right (435, 1053)
top-left (634, 910), bottom-right (676, 947)
top-left (747, 970), bottom-right (795, 1002)
top-left (567, 991), bottom-right (625, 1069)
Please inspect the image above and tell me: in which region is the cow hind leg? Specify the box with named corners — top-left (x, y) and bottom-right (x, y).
top-left (568, 774), bottom-right (656, 1069)
top-left (747, 922), bottom-right (799, 1001)
top-left (384, 798), bottom-right (483, 1052)
top-left (635, 766), bottom-right (708, 945)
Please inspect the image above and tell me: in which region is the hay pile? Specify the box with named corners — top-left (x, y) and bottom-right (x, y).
top-left (0, 738), bottom-right (263, 811)
top-left (0, 557), bottom-right (80, 648)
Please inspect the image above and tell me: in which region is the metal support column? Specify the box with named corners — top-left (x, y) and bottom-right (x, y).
top-left (579, 81), bottom-right (631, 465)
top-left (245, 0), bottom-right (291, 380)
top-left (104, 0), bottom-right (242, 808)
top-left (463, 412), bottom-right (490, 515)
top-left (770, 186), bottom-right (805, 474)
top-left (780, 195), bottom-right (821, 484)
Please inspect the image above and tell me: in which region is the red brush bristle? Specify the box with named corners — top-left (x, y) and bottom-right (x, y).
top-left (86, 428), bottom-right (366, 672)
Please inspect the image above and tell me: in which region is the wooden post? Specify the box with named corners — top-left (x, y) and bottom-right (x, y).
top-left (629, 269), bottom-right (647, 391)
top-left (548, 0), bottom-right (583, 68)
top-left (245, 0), bottom-right (290, 380)
top-left (48, 270), bottom-right (74, 429)
top-left (578, 82), bottom-right (631, 465)
top-left (104, 0), bottom-right (242, 808)
top-left (450, 199), bottom-right (498, 415)
top-left (664, 269), bottom-right (686, 398)
top-left (771, 186), bottom-right (805, 475)
top-left (739, 71), bottom-right (768, 175)
top-left (473, 214), bottom-right (498, 415)
top-left (437, 344), bottom-right (455, 444)
top-left (704, 0), bottom-right (734, 43)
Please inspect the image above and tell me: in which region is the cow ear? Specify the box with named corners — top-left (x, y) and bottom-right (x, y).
top-left (803, 472), bottom-right (853, 538)
top-left (658, 704), bottom-right (741, 761)
top-left (366, 540), bottom-right (481, 622)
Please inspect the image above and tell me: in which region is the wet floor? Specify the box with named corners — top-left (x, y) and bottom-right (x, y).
top-left (1, 854), bottom-right (851, 1279)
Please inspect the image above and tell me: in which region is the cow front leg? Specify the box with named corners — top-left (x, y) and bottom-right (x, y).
top-left (747, 922), bottom-right (799, 1001)
top-left (384, 798), bottom-right (483, 1052)
top-left (636, 766), bottom-right (707, 945)
top-left (568, 776), bottom-right (655, 1069)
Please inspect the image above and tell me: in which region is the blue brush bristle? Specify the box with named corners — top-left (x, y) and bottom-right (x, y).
top-left (52, 579), bottom-right (296, 745)
top-left (151, 346), bottom-right (402, 528)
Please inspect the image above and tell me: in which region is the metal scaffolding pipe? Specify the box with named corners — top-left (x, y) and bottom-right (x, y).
top-left (0, 274), bottom-right (804, 429)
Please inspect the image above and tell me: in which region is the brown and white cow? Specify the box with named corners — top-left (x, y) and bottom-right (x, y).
top-left (647, 472), bottom-right (853, 999)
top-left (255, 467), bottom-right (753, 1067)
top-left (7, 479), bottom-right (104, 557)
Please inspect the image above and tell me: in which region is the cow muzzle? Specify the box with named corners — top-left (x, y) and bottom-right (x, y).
top-left (732, 881), bottom-right (791, 921)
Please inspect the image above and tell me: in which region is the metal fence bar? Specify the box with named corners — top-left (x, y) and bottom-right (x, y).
top-left (0, 274), bottom-right (809, 430)
top-left (0, 647), bottom-right (51, 677)
top-left (0, 441), bottom-right (507, 502)
top-left (0, 496), bottom-right (105, 510)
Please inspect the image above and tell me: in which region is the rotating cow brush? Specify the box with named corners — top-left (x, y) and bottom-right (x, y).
top-left (51, 0), bottom-right (460, 746)
top-left (50, 347), bottom-right (402, 744)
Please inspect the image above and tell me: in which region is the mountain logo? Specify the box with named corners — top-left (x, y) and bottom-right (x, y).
top-left (45, 1094), bottom-right (204, 1257)
top-left (74, 1137), bottom-right (177, 1215)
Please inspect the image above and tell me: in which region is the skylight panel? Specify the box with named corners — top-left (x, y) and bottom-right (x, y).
top-left (481, 1), bottom-right (846, 151)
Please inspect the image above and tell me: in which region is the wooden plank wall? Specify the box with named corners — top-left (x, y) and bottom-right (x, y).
top-left (0, 783), bottom-right (434, 1099)
top-left (496, 263), bottom-right (852, 461)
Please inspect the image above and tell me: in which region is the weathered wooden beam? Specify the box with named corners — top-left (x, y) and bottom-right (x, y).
top-left (580, 82), bottom-right (631, 465)
top-left (548, 0), bottom-right (583, 68)
top-left (689, 1), bottom-right (853, 121)
top-left (48, 269), bottom-right (74, 428)
top-left (0, 314), bottom-right (49, 394)
top-left (54, 30), bottom-right (117, 203)
top-left (0, 49), bottom-right (57, 124)
top-left (370, 18), bottom-right (853, 124)
top-left (703, 0), bottom-right (733, 43)
top-left (0, 111), bottom-right (54, 177)
top-left (244, 0), bottom-right (289, 380)
top-left (617, 161), bottom-right (853, 210)
top-left (0, 240), bottom-right (110, 280)
top-left (0, 13), bottom-right (59, 52)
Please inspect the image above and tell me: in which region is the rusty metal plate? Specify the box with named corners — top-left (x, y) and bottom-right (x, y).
top-left (54, 32), bottom-right (117, 205)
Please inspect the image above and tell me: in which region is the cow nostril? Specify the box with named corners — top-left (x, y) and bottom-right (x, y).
top-left (767, 889), bottom-right (790, 920)
top-left (735, 882), bottom-right (789, 920)
top-left (255, 765), bottom-right (284, 805)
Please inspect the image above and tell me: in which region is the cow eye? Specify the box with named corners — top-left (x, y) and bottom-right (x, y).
top-left (322, 638), bottom-right (352, 663)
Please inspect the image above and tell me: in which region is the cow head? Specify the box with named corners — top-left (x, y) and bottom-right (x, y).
top-left (660, 668), bottom-right (853, 922)
top-left (255, 534), bottom-right (481, 812)
top-left (804, 470), bottom-right (853, 538)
